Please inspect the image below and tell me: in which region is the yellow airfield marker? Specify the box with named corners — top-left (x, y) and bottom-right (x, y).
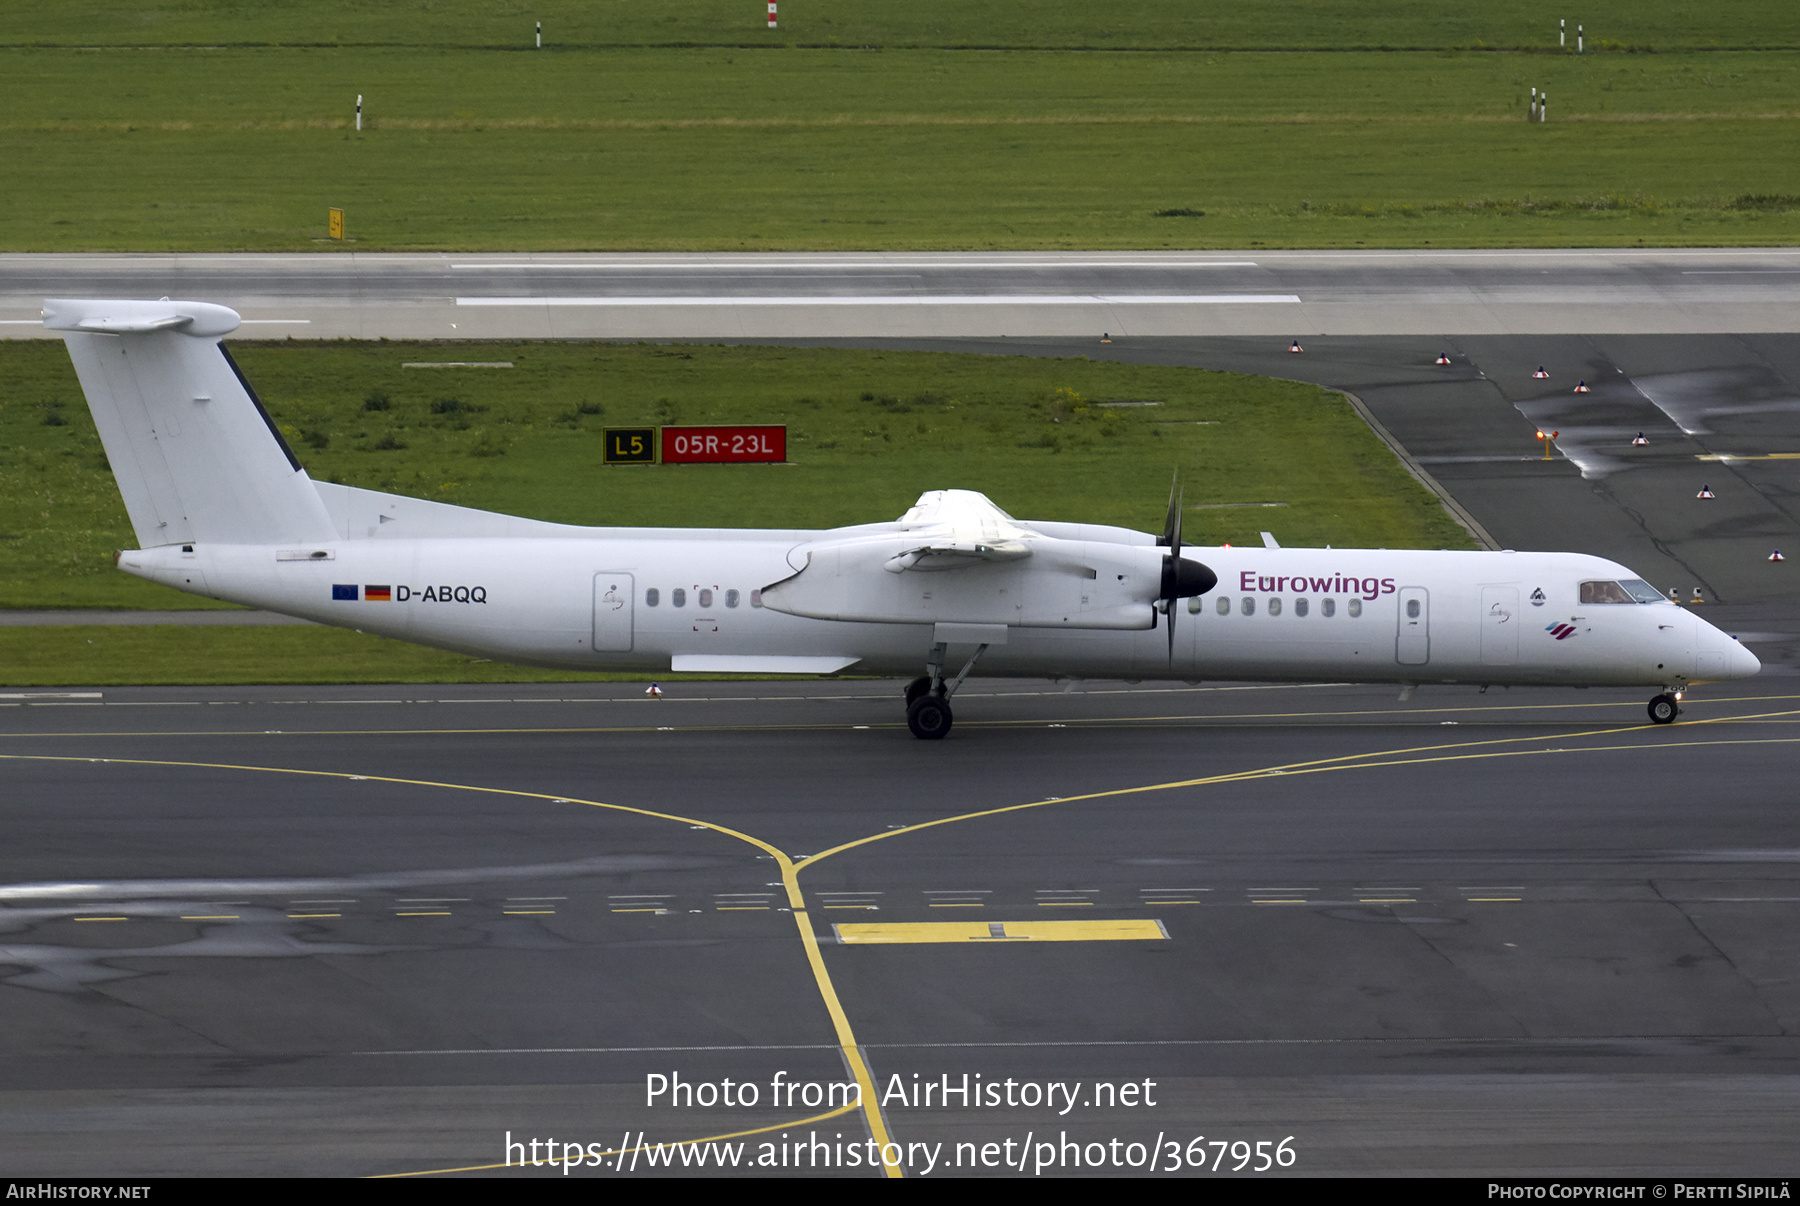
top-left (833, 919), bottom-right (1167, 944)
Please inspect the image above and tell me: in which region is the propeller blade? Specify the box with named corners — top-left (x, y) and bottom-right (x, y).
top-left (1158, 472), bottom-right (1184, 662)
top-left (1171, 483), bottom-right (1183, 560)
top-left (1167, 593), bottom-right (1177, 661)
top-left (1158, 471), bottom-right (1181, 552)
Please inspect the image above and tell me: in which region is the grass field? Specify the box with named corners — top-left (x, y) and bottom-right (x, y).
top-left (3, 7), bottom-right (1799, 249)
top-left (5, 1), bottom-right (1797, 51)
top-left (0, 338), bottom-right (1471, 614)
top-left (0, 626), bottom-right (676, 686)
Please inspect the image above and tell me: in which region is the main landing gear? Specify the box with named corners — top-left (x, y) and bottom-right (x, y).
top-left (1647, 691), bottom-right (1683, 724)
top-left (905, 640), bottom-right (991, 739)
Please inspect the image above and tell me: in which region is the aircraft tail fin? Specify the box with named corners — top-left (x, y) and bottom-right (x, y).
top-left (46, 299), bottom-right (338, 548)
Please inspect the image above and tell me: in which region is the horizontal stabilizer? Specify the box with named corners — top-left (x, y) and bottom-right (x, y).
top-left (44, 299), bottom-right (242, 337)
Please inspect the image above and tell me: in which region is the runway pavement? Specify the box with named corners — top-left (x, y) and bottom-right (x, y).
top-left (7, 249), bottom-right (1800, 340)
top-left (2, 678), bottom-right (1798, 1177)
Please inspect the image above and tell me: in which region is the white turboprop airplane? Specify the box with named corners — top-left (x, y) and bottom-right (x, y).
top-left (48, 299), bottom-right (1758, 737)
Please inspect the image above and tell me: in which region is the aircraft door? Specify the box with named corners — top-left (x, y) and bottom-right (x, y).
top-left (1396, 586), bottom-right (1429, 665)
top-left (593, 572), bottom-right (635, 652)
top-left (1480, 585), bottom-right (1518, 666)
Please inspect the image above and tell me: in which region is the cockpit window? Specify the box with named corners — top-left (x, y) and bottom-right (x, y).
top-left (1581, 579), bottom-right (1663, 604)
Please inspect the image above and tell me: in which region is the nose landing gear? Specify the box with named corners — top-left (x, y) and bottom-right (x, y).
top-left (1647, 692), bottom-right (1682, 724)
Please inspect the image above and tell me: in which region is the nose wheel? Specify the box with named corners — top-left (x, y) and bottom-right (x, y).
top-left (1648, 693), bottom-right (1681, 724)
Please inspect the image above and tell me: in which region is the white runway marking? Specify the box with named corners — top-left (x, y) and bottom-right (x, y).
top-left (456, 294), bottom-right (1301, 307)
top-left (451, 260), bottom-right (1259, 270)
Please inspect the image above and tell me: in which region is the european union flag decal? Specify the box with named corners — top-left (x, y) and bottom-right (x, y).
top-left (332, 584), bottom-right (359, 601)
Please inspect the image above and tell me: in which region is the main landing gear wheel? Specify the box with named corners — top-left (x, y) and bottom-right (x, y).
top-left (906, 693), bottom-right (954, 740)
top-left (904, 676), bottom-right (934, 706)
top-left (1648, 693), bottom-right (1681, 724)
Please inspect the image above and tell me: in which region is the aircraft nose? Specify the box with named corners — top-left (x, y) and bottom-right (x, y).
top-left (1729, 637), bottom-right (1762, 679)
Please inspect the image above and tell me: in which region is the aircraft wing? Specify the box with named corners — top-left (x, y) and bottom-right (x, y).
top-left (883, 489), bottom-right (1035, 572)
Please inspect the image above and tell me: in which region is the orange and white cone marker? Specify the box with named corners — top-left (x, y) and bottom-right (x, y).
top-left (1101, 332), bottom-right (1111, 343)
top-left (1772, 550), bottom-right (1786, 562)
top-left (1691, 588), bottom-right (1705, 603)
top-left (1632, 432), bottom-right (1648, 446)
top-left (1533, 366), bottom-right (1550, 378)
top-left (1289, 340), bottom-right (1303, 353)
top-left (1435, 352), bottom-right (1452, 365)
top-left (1574, 380), bottom-right (1590, 393)
top-left (1697, 485), bottom-right (1715, 499)
top-left (646, 682), bottom-right (663, 698)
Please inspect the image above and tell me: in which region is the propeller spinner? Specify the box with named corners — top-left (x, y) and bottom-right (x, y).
top-left (1155, 474), bottom-right (1218, 660)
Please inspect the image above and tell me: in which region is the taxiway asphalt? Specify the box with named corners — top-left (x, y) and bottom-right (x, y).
top-left (2, 678), bottom-right (1799, 1176)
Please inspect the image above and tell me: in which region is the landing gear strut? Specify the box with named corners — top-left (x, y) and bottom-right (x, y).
top-left (1647, 692), bottom-right (1682, 724)
top-left (905, 640), bottom-right (990, 739)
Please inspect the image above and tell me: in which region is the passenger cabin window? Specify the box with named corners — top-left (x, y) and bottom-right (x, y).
top-left (1347, 598), bottom-right (1362, 618)
top-left (645, 588), bottom-right (660, 607)
top-left (672, 587), bottom-right (687, 608)
top-left (750, 589), bottom-right (764, 608)
top-left (1241, 597), bottom-right (1255, 616)
top-left (1267, 597), bottom-right (1283, 616)
top-left (1188, 596), bottom-right (1203, 614)
top-left (726, 589), bottom-right (740, 609)
top-left (1321, 598), bottom-right (1335, 617)
top-left (1406, 599), bottom-right (1421, 618)
top-left (698, 588), bottom-right (714, 608)
top-left (1295, 597), bottom-right (1309, 617)
top-left (1216, 596), bottom-right (1231, 616)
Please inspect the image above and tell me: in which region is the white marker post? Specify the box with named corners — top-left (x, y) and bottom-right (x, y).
top-left (1578, 24), bottom-right (1583, 53)
top-left (1531, 87), bottom-right (1538, 121)
top-left (1541, 90), bottom-right (1547, 122)
top-left (1560, 18), bottom-right (1565, 48)
top-left (356, 94), bottom-right (362, 131)
top-left (537, 21), bottom-right (541, 48)
top-left (768, 2), bottom-right (777, 29)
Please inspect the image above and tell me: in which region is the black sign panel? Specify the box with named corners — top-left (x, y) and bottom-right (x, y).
top-left (603, 427), bottom-right (656, 464)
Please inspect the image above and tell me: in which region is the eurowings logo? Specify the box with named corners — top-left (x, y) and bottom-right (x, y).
top-left (1545, 623), bottom-right (1577, 641)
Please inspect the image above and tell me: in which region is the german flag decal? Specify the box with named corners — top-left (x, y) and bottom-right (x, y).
top-left (365, 585), bottom-right (393, 601)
